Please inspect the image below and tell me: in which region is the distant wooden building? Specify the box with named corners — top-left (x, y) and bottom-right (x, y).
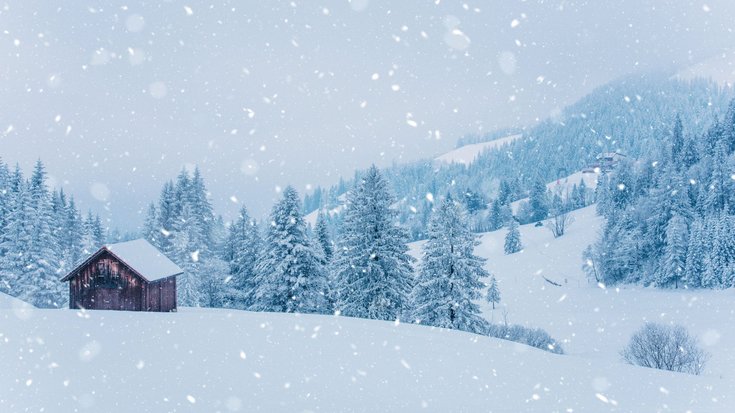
top-left (61, 239), bottom-right (182, 312)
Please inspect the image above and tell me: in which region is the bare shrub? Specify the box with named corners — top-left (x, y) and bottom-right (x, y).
top-left (621, 322), bottom-right (709, 375)
top-left (486, 323), bottom-right (564, 354)
top-left (545, 209), bottom-right (573, 238)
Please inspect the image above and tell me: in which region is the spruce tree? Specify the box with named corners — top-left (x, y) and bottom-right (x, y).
top-left (504, 218), bottom-right (523, 254)
top-left (671, 114), bottom-right (684, 163)
top-left (315, 211), bottom-right (333, 262)
top-left (0, 165), bottom-right (28, 295)
top-left (528, 178), bottom-right (549, 222)
top-left (486, 275), bottom-right (501, 310)
top-left (23, 160), bottom-right (63, 307)
top-left (333, 165), bottom-right (415, 321)
top-left (250, 187), bottom-right (331, 314)
top-left (142, 203), bottom-right (160, 248)
top-left (223, 205), bottom-right (262, 309)
top-left (172, 203), bottom-right (203, 307)
top-left (410, 197), bottom-right (489, 334)
top-left (657, 213), bottom-right (688, 288)
top-left (488, 199), bottom-right (504, 231)
top-left (683, 218), bottom-right (707, 288)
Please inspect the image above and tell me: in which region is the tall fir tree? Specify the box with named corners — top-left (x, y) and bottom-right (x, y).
top-left (250, 187), bottom-right (331, 314)
top-left (528, 178), bottom-right (549, 222)
top-left (22, 160), bottom-right (63, 307)
top-left (656, 213), bottom-right (688, 288)
top-left (333, 165), bottom-right (415, 321)
top-left (223, 205), bottom-right (262, 309)
top-left (486, 275), bottom-right (501, 310)
top-left (171, 203), bottom-right (203, 307)
top-left (683, 217), bottom-right (707, 288)
top-left (670, 114), bottom-right (684, 164)
top-left (314, 211), bottom-right (334, 263)
top-left (504, 218), bottom-right (523, 254)
top-left (142, 203), bottom-right (160, 248)
top-left (410, 197), bottom-right (489, 334)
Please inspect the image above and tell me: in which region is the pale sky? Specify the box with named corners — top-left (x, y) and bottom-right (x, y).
top-left (1, 0), bottom-right (734, 230)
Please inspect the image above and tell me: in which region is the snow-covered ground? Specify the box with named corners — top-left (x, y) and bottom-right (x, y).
top-left (433, 134), bottom-right (522, 166)
top-left (2, 206), bottom-right (734, 412)
top-left (0, 292), bottom-right (34, 310)
top-left (415, 205), bottom-right (735, 409)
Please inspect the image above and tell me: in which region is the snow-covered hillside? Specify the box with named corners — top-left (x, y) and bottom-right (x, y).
top-left (0, 292), bottom-right (34, 310)
top-left (414, 206), bottom-right (735, 408)
top-left (510, 170), bottom-right (599, 213)
top-left (2, 206), bottom-right (734, 411)
top-left (1, 301), bottom-right (730, 412)
top-left (433, 134), bottom-right (522, 166)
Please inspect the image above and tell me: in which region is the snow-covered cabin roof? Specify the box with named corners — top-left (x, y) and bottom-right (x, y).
top-left (61, 239), bottom-right (183, 282)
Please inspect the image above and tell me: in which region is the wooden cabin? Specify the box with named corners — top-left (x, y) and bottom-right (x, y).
top-left (61, 239), bottom-right (182, 312)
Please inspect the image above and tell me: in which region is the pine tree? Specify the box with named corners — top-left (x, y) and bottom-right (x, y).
top-left (142, 203), bottom-right (160, 248)
top-left (704, 144), bottom-right (731, 213)
top-left (172, 203), bottom-right (202, 307)
top-left (22, 160), bottom-right (63, 307)
top-left (410, 198), bottom-right (489, 334)
top-left (0, 165), bottom-right (28, 295)
top-left (81, 211), bottom-right (105, 254)
top-left (188, 167), bottom-right (215, 257)
top-left (529, 178), bottom-right (549, 222)
top-left (681, 135), bottom-right (700, 169)
top-left (62, 196), bottom-right (85, 268)
top-left (250, 187), bottom-right (331, 314)
top-left (315, 211), bottom-right (333, 262)
top-left (488, 199), bottom-right (504, 231)
top-left (670, 114), bottom-right (684, 164)
top-left (223, 205), bottom-right (262, 309)
top-left (333, 165), bottom-right (415, 321)
top-left (486, 275), bottom-right (501, 310)
top-left (683, 218), bottom-right (708, 288)
top-left (576, 178), bottom-right (588, 208)
top-left (504, 218), bottom-right (523, 254)
top-left (656, 213), bottom-right (688, 288)
top-left (157, 181), bottom-right (177, 254)
top-left (705, 212), bottom-right (735, 288)
top-left (199, 257), bottom-right (230, 308)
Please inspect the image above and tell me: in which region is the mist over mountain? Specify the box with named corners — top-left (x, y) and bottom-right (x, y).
top-left (1, 1), bottom-right (734, 229)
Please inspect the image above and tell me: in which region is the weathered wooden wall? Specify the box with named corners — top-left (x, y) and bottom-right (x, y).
top-left (68, 251), bottom-right (176, 312)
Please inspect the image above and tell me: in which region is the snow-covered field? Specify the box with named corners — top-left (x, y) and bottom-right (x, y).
top-left (433, 134), bottom-right (522, 166)
top-left (2, 206), bottom-right (734, 412)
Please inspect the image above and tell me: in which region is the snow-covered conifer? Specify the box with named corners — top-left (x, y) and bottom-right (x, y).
top-left (504, 218), bottom-right (523, 254)
top-left (250, 187), bottom-right (331, 314)
top-left (410, 197), bottom-right (488, 334)
top-left (333, 165), bottom-right (415, 321)
top-left (486, 275), bottom-right (501, 310)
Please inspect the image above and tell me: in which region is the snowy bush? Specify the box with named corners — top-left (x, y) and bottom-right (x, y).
top-left (621, 323), bottom-right (709, 375)
top-left (485, 323), bottom-right (564, 354)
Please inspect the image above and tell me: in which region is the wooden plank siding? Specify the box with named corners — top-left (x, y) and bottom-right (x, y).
top-left (68, 250), bottom-right (176, 312)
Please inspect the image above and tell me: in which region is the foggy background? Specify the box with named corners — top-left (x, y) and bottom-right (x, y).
top-left (1, 0), bottom-right (733, 230)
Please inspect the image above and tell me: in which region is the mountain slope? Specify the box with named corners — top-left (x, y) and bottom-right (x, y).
top-left (455, 206), bottom-right (734, 396)
top-left (676, 49), bottom-right (735, 87)
top-left (433, 134), bottom-right (521, 166)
